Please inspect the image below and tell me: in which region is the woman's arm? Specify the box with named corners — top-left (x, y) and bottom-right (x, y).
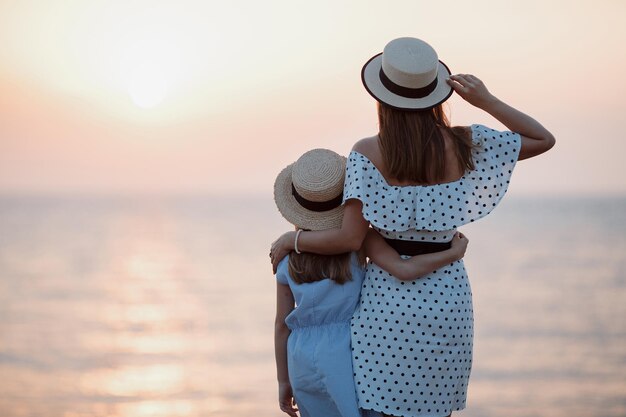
top-left (447, 74), bottom-right (555, 160)
top-left (364, 230), bottom-right (469, 281)
top-left (271, 199), bottom-right (369, 272)
top-left (274, 283), bottom-right (298, 417)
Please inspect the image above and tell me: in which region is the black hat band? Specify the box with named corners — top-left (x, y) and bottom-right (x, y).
top-left (379, 68), bottom-right (438, 99)
top-left (292, 184), bottom-right (343, 212)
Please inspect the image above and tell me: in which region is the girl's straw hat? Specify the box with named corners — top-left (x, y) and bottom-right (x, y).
top-left (274, 149), bottom-right (346, 231)
top-left (361, 37), bottom-right (453, 111)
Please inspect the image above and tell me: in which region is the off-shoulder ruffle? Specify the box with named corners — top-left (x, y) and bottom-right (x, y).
top-left (342, 124), bottom-right (521, 232)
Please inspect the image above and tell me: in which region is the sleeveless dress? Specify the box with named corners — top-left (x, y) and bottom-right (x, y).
top-left (346, 125), bottom-right (521, 417)
top-left (276, 254), bottom-right (378, 417)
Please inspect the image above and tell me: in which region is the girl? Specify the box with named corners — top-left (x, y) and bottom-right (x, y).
top-left (273, 148), bottom-right (468, 417)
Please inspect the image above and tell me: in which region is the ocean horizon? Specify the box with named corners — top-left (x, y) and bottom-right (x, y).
top-left (0, 193), bottom-right (624, 417)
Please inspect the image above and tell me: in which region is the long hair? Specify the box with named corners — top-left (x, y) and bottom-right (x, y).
top-left (288, 252), bottom-right (353, 285)
top-left (377, 103), bottom-right (475, 183)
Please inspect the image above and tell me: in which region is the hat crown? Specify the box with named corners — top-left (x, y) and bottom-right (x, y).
top-left (381, 37), bottom-right (439, 89)
top-left (292, 149), bottom-right (345, 203)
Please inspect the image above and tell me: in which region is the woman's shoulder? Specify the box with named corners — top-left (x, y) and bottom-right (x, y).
top-left (468, 123), bottom-right (519, 139)
top-left (452, 125), bottom-right (472, 137)
top-left (467, 124), bottom-right (522, 155)
top-left (350, 136), bottom-right (386, 172)
top-left (352, 136), bottom-right (379, 157)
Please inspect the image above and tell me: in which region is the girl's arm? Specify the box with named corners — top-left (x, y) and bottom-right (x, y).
top-left (446, 74), bottom-right (555, 160)
top-left (271, 199), bottom-right (369, 272)
top-left (364, 230), bottom-right (469, 281)
top-left (274, 283), bottom-right (298, 417)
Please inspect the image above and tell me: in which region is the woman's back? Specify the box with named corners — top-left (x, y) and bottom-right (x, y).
top-left (352, 127), bottom-right (468, 188)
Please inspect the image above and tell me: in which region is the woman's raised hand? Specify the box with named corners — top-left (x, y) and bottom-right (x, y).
top-left (448, 73), bottom-right (555, 160)
top-left (446, 74), bottom-right (498, 109)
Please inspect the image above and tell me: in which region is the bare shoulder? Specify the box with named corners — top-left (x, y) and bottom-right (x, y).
top-left (351, 136), bottom-right (385, 172)
top-left (442, 126), bottom-right (473, 146)
top-left (352, 136), bottom-right (379, 157)
top-left (448, 125), bottom-right (472, 136)
top-left (455, 125), bottom-right (472, 135)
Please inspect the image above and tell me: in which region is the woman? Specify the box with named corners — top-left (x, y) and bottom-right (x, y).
top-left (270, 37), bottom-right (555, 417)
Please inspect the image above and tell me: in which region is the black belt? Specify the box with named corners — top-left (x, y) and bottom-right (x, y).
top-left (384, 238), bottom-right (451, 256)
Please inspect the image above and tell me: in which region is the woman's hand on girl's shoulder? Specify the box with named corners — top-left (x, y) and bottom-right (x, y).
top-left (271, 231), bottom-right (296, 273)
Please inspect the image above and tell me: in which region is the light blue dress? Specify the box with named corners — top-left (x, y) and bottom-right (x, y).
top-left (276, 254), bottom-right (374, 417)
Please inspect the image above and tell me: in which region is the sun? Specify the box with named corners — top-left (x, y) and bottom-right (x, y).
top-left (127, 64), bottom-right (169, 109)
top-left (121, 39), bottom-right (173, 109)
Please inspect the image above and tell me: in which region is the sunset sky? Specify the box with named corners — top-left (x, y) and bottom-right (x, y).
top-left (1, 0), bottom-right (624, 196)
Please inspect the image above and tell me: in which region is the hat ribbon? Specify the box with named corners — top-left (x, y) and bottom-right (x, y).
top-left (292, 184), bottom-right (343, 212)
top-left (379, 68), bottom-right (438, 99)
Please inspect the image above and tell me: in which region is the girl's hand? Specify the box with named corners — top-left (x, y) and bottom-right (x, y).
top-left (450, 232), bottom-right (469, 260)
top-left (446, 74), bottom-right (498, 109)
top-left (278, 382), bottom-right (299, 417)
top-left (271, 231), bottom-right (296, 273)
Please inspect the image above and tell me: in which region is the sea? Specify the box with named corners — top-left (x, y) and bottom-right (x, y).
top-left (0, 194), bottom-right (624, 417)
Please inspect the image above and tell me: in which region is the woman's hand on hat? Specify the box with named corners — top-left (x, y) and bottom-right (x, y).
top-left (270, 231), bottom-right (296, 273)
top-left (446, 74), bottom-right (498, 109)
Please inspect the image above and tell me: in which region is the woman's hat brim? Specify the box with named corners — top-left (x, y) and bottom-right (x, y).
top-left (361, 53), bottom-right (453, 111)
top-left (274, 162), bottom-right (345, 231)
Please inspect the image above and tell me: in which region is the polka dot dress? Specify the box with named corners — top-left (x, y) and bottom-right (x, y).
top-left (346, 125), bottom-right (521, 417)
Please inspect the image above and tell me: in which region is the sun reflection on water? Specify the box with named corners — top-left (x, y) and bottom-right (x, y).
top-left (71, 212), bottom-right (240, 416)
top-left (116, 400), bottom-right (195, 417)
top-left (1, 196), bottom-right (625, 417)
top-left (83, 364), bottom-right (185, 397)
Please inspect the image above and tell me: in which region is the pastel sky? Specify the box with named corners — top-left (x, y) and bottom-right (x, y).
top-left (1, 0), bottom-right (624, 196)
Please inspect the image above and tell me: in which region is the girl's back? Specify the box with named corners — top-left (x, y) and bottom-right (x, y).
top-left (275, 254), bottom-right (364, 330)
top-left (276, 254), bottom-right (365, 417)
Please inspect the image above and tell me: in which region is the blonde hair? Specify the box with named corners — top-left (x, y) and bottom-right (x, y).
top-left (377, 103), bottom-right (475, 183)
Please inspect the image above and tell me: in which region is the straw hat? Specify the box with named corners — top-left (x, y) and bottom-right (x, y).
top-left (274, 149), bottom-right (346, 231)
top-left (361, 37), bottom-right (453, 111)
